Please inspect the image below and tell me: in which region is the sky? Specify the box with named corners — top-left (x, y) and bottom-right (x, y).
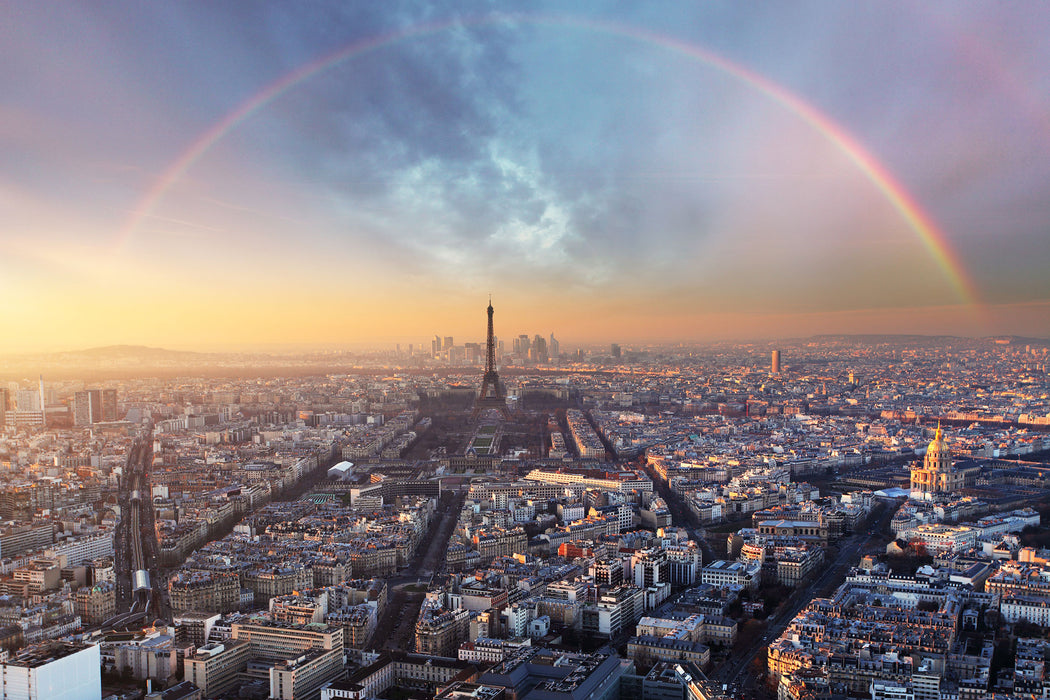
top-left (2, 1), bottom-right (1049, 352)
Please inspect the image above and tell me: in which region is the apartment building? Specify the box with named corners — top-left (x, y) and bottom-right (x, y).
top-left (700, 560), bottom-right (760, 593)
top-left (183, 640), bottom-right (250, 698)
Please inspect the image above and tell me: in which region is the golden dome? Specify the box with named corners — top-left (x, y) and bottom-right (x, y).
top-left (925, 425), bottom-right (951, 470)
top-left (927, 426), bottom-right (945, 453)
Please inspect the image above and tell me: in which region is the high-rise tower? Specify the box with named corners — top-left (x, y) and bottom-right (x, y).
top-left (473, 299), bottom-right (509, 419)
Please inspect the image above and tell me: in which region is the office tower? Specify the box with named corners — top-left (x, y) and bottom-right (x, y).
top-left (771, 350), bottom-right (781, 374)
top-left (549, 333), bottom-right (560, 358)
top-left (14, 387), bottom-right (45, 430)
top-left (473, 299), bottom-right (510, 419)
top-left (611, 343), bottom-right (621, 360)
top-left (432, 335), bottom-right (441, 357)
top-left (16, 390), bottom-right (40, 412)
top-left (444, 336), bottom-right (454, 350)
top-left (101, 389), bottom-right (117, 421)
top-left (531, 335), bottom-right (548, 363)
top-left (74, 389), bottom-right (116, 425)
top-left (515, 334), bottom-right (530, 356)
top-left (73, 391), bottom-right (99, 427)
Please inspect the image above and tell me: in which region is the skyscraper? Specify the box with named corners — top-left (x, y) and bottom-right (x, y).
top-left (530, 334), bottom-right (548, 363)
top-left (515, 334), bottom-right (530, 357)
top-left (101, 389), bottom-right (117, 421)
top-left (16, 389), bottom-right (40, 412)
top-left (771, 350), bottom-right (781, 374)
top-left (74, 388), bottom-right (119, 425)
top-left (73, 391), bottom-right (101, 426)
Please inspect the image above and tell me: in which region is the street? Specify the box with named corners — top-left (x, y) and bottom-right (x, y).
top-left (709, 501), bottom-right (893, 690)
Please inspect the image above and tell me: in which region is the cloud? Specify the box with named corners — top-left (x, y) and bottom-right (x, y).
top-left (3, 0), bottom-right (1050, 347)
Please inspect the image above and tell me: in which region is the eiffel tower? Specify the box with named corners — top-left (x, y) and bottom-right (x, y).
top-left (473, 298), bottom-right (510, 420)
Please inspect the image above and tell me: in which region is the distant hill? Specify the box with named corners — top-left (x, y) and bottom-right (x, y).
top-left (56, 344), bottom-right (204, 359)
top-left (795, 334), bottom-right (1049, 347)
top-left (0, 344), bottom-right (223, 381)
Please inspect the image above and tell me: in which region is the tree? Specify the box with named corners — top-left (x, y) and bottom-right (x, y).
top-left (1013, 619), bottom-right (1044, 639)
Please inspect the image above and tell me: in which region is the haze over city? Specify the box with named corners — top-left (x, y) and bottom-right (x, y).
top-left (3, 1), bottom-right (1049, 352)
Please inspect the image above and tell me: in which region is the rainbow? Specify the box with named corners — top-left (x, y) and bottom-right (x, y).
top-left (115, 13), bottom-right (979, 305)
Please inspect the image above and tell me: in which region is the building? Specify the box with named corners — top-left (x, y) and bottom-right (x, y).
top-left (436, 681), bottom-right (506, 700)
top-left (11, 559), bottom-right (61, 593)
top-left (73, 582), bottom-right (116, 626)
top-left (72, 389), bottom-right (117, 426)
top-left (459, 639), bottom-right (531, 664)
top-left (0, 641), bottom-right (101, 700)
top-left (478, 646), bottom-right (631, 700)
top-left (326, 605), bottom-right (376, 649)
top-left (754, 520), bottom-right (829, 545)
top-left (626, 636), bottom-right (711, 671)
top-left (700, 560), bottom-right (760, 593)
top-left (455, 582), bottom-right (510, 612)
top-left (173, 612), bottom-right (221, 648)
top-left (776, 547), bottom-right (824, 587)
top-left (0, 522), bottom-right (54, 557)
top-left (243, 566), bottom-right (314, 605)
top-left (321, 650), bottom-right (475, 700)
top-left (231, 619), bottom-right (343, 662)
top-left (73, 391), bottom-right (101, 427)
top-left (416, 603), bottom-right (470, 657)
top-left (144, 681), bottom-right (202, 700)
top-left (580, 585), bottom-right (645, 638)
top-left (183, 640), bottom-right (250, 698)
top-left (473, 528), bottom-right (527, 564)
top-left (271, 647), bottom-right (345, 700)
top-left (272, 593), bottom-right (328, 626)
top-left (631, 548), bottom-right (669, 589)
top-left (771, 350), bottom-right (781, 374)
top-left (1002, 595), bottom-right (1050, 627)
top-left (46, 533), bottom-right (114, 567)
top-left (910, 427), bottom-right (965, 501)
top-left (113, 631), bottom-right (178, 683)
top-left (592, 559), bottom-right (624, 587)
top-left (169, 570), bottom-right (240, 614)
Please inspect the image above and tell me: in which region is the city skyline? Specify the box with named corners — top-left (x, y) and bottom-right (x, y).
top-left (3, 2), bottom-right (1050, 352)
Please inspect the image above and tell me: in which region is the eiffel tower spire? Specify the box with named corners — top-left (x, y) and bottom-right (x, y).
top-left (473, 298), bottom-right (509, 419)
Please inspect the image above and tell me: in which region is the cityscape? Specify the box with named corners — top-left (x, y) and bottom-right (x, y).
top-left (2, 4), bottom-right (1050, 700)
top-left (0, 313), bottom-right (1048, 700)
